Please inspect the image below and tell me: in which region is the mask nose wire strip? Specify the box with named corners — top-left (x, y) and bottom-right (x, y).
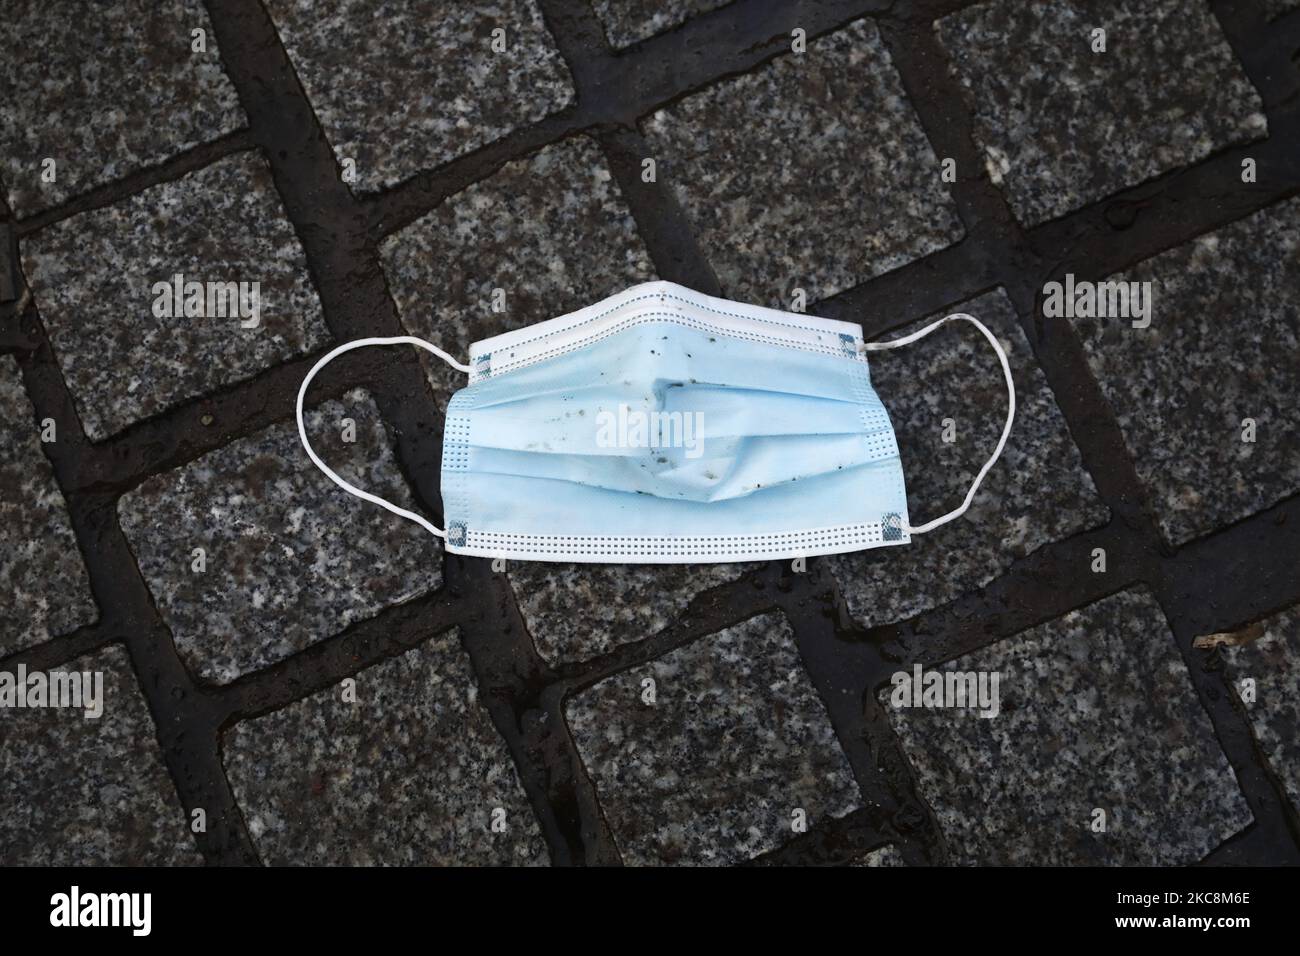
top-left (861, 312), bottom-right (1015, 536)
top-left (296, 336), bottom-right (472, 540)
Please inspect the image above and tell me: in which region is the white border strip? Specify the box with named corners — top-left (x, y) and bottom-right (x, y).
top-left (467, 280), bottom-right (865, 382)
top-left (447, 520), bottom-right (911, 563)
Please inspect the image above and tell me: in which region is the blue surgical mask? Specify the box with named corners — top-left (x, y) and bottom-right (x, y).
top-left (297, 281), bottom-right (1014, 563)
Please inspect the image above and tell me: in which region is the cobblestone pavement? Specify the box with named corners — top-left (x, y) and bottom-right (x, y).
top-left (1, 0), bottom-right (1299, 866)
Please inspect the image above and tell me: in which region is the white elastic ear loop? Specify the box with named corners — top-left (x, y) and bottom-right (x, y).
top-left (296, 336), bottom-right (471, 540)
top-left (862, 313), bottom-right (1016, 536)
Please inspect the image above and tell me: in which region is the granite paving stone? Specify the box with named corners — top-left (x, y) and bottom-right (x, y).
top-left (886, 588), bottom-right (1252, 865)
top-left (0, 357), bottom-right (96, 657)
top-left (0, 645), bottom-right (201, 865)
top-left (265, 0), bottom-right (574, 193)
top-left (0, 0), bottom-right (245, 216)
top-left (118, 390), bottom-right (440, 684)
top-left (510, 562), bottom-right (760, 665)
top-left (829, 289), bottom-right (1108, 629)
top-left (21, 151), bottom-right (330, 440)
top-left (380, 136), bottom-right (656, 406)
top-left (1262, 0), bottom-right (1300, 20)
top-left (1070, 197), bottom-right (1300, 546)
top-left (592, 0), bottom-right (730, 49)
top-left (223, 630), bottom-right (548, 865)
top-left (642, 17), bottom-right (964, 308)
top-left (936, 0), bottom-right (1267, 226)
top-left (567, 612), bottom-right (860, 864)
top-left (1223, 605), bottom-right (1300, 810)
top-left (854, 844), bottom-right (906, 867)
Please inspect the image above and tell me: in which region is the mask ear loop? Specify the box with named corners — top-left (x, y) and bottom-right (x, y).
top-left (296, 336), bottom-right (472, 539)
top-left (861, 313), bottom-right (1016, 536)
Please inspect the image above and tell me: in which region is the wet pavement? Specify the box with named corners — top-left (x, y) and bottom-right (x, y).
top-left (1, 0), bottom-right (1298, 866)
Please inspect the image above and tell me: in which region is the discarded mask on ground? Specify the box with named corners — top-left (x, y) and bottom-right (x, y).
top-left (297, 281), bottom-right (1014, 563)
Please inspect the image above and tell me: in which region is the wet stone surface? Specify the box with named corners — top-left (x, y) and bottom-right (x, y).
top-left (22, 152), bottom-right (329, 440)
top-left (936, 0), bottom-right (1267, 226)
top-left (0, 645), bottom-right (201, 865)
top-left (1223, 605), bottom-right (1300, 810)
top-left (592, 0), bottom-right (730, 48)
top-left (380, 135), bottom-right (655, 405)
top-left (1262, 0), bottom-right (1300, 20)
top-left (223, 630), bottom-right (547, 865)
top-left (1071, 197), bottom-right (1300, 546)
top-left (642, 17), bottom-right (963, 308)
top-left (265, 0), bottom-right (574, 193)
top-left (0, 358), bottom-right (97, 657)
top-left (886, 588), bottom-right (1252, 865)
top-left (828, 289), bottom-right (1108, 629)
top-left (854, 844), bottom-right (906, 867)
top-left (119, 390), bottom-right (440, 684)
top-left (567, 612), bottom-right (860, 864)
top-left (1, 0), bottom-right (1294, 872)
top-left (0, 0), bottom-right (244, 216)
top-left (510, 562), bottom-right (761, 665)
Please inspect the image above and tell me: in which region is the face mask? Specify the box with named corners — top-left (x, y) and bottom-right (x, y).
top-left (297, 281), bottom-right (1014, 563)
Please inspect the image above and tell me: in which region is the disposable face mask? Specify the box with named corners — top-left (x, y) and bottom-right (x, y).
top-left (297, 281), bottom-right (1014, 563)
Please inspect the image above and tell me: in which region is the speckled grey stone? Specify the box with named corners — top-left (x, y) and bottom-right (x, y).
top-left (886, 589), bottom-right (1252, 865)
top-left (510, 562), bottom-right (760, 665)
top-left (936, 0), bottom-right (1267, 226)
top-left (22, 152), bottom-right (330, 440)
top-left (0, 645), bottom-right (201, 865)
top-left (381, 136), bottom-right (655, 406)
top-left (592, 0), bottom-right (729, 48)
top-left (1071, 197), bottom-right (1300, 546)
top-left (1223, 605), bottom-right (1300, 810)
top-left (265, 0), bottom-right (574, 193)
top-left (829, 289), bottom-right (1108, 629)
top-left (119, 390), bottom-right (440, 684)
top-left (0, 358), bottom-right (96, 657)
top-left (853, 844), bottom-right (906, 867)
top-left (642, 18), bottom-right (963, 308)
top-left (567, 612), bottom-right (860, 864)
top-left (1262, 0), bottom-right (1300, 20)
top-left (0, 0), bottom-right (245, 216)
top-left (223, 630), bottom-right (547, 865)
